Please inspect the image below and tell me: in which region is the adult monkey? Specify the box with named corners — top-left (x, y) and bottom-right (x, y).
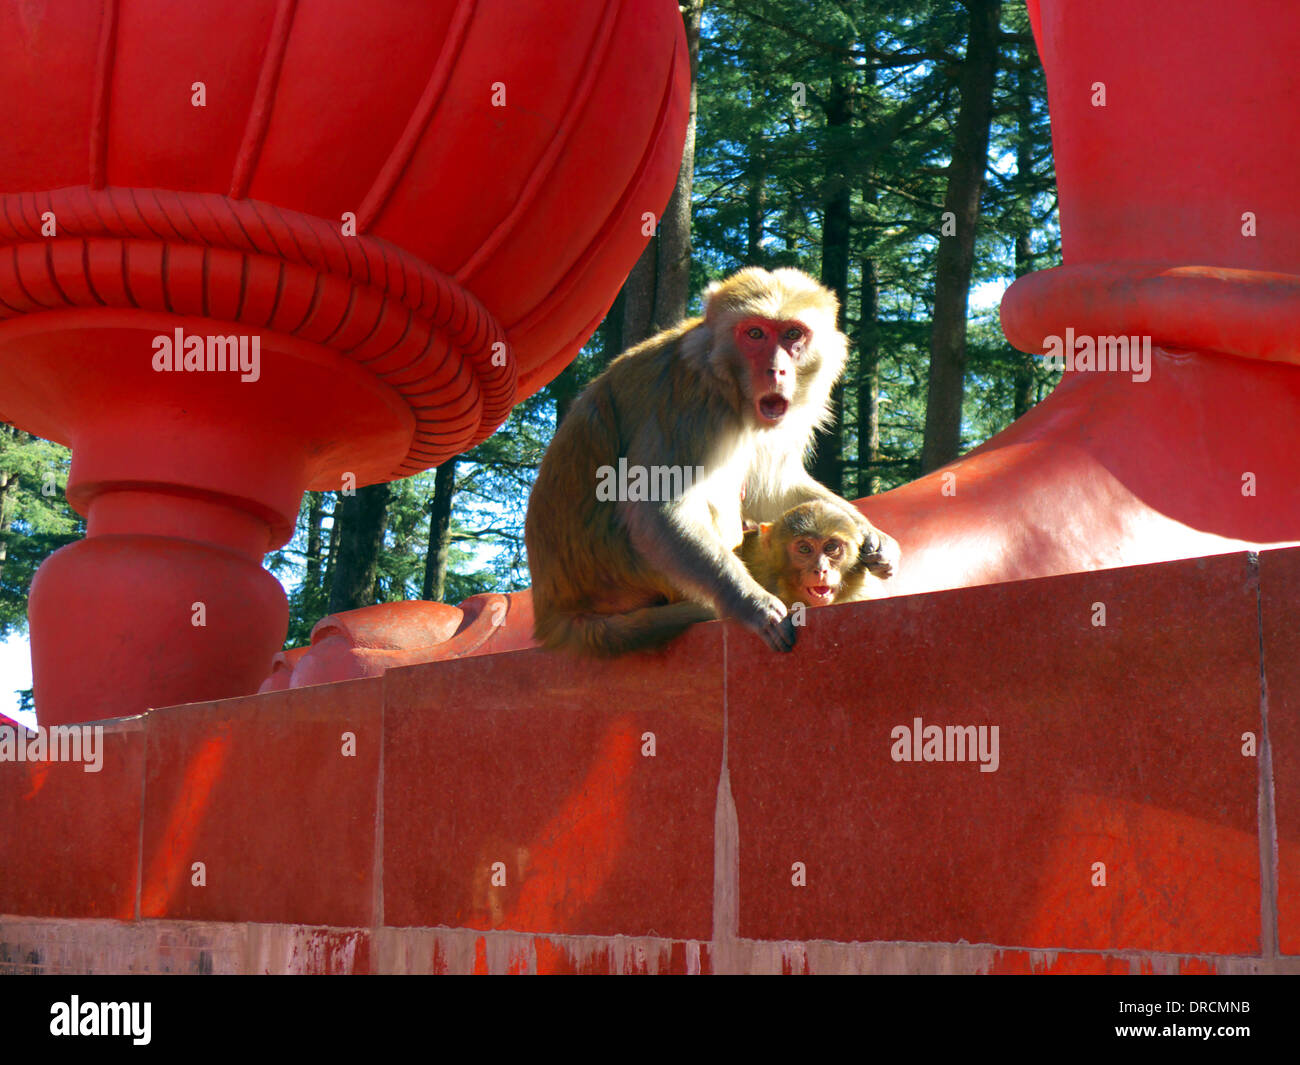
top-left (526, 267), bottom-right (899, 655)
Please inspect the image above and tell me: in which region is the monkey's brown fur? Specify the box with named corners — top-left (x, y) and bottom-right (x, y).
top-left (525, 267), bottom-right (897, 655)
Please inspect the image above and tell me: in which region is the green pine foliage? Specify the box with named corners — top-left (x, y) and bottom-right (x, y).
top-left (0, 426), bottom-right (80, 637)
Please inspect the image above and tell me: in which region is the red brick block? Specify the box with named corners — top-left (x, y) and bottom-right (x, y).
top-left (1259, 546), bottom-right (1300, 954)
top-left (140, 678), bottom-right (381, 925)
top-left (0, 717), bottom-right (143, 918)
top-left (728, 552), bottom-right (1261, 954)
top-left (383, 623), bottom-right (723, 940)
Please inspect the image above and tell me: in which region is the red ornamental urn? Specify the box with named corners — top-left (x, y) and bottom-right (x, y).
top-left (0, 0), bottom-right (689, 725)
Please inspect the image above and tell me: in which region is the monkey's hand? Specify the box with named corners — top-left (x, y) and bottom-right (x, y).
top-left (620, 497), bottom-right (796, 652)
top-left (734, 588), bottom-right (797, 652)
top-left (858, 525), bottom-right (901, 579)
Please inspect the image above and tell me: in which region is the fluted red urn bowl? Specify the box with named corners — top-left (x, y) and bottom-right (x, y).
top-left (0, 0), bottom-right (689, 724)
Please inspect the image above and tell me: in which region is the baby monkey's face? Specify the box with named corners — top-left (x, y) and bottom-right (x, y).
top-left (782, 530), bottom-right (859, 607)
top-left (737, 499), bottom-right (880, 614)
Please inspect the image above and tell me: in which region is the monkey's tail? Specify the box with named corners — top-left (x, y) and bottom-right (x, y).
top-left (541, 602), bottom-right (716, 656)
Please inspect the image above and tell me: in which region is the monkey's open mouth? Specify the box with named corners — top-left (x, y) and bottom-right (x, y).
top-left (804, 584), bottom-right (835, 606)
top-left (757, 394), bottom-right (789, 423)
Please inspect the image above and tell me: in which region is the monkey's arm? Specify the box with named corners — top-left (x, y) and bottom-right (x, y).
top-left (620, 498), bottom-right (796, 652)
top-left (735, 527), bottom-right (782, 597)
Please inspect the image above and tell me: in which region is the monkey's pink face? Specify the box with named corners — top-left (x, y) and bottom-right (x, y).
top-left (734, 317), bottom-right (810, 426)
top-left (787, 535), bottom-right (847, 607)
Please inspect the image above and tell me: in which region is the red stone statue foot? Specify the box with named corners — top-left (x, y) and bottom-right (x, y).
top-left (859, 344), bottom-right (1300, 600)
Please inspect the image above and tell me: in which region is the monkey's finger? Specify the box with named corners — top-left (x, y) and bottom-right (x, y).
top-left (865, 553), bottom-right (895, 578)
top-left (862, 533), bottom-right (901, 579)
top-left (762, 614), bottom-right (797, 652)
top-left (777, 615), bottom-right (798, 651)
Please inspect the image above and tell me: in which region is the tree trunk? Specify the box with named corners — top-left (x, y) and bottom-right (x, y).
top-left (0, 424), bottom-right (25, 589)
top-left (1012, 42), bottom-right (1038, 420)
top-left (746, 143), bottom-right (767, 263)
top-left (621, 242), bottom-right (657, 349)
top-left (1012, 231), bottom-right (1035, 419)
top-left (304, 492), bottom-right (324, 590)
top-left (421, 458), bottom-right (458, 602)
top-left (652, 0), bottom-right (700, 330)
top-left (810, 67), bottom-right (853, 495)
top-left (0, 482), bottom-right (12, 592)
top-left (322, 493), bottom-right (340, 600)
top-left (327, 482), bottom-right (392, 613)
top-left (601, 288), bottom-right (625, 366)
top-left (551, 362), bottom-right (583, 428)
top-left (621, 0), bottom-right (702, 348)
top-left (919, 0), bottom-right (1002, 473)
top-left (856, 255), bottom-right (882, 496)
top-left (0, 475), bottom-right (10, 588)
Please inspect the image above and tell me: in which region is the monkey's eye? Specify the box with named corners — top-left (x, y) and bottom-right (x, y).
top-left (825, 540), bottom-right (842, 557)
top-left (747, 326), bottom-right (765, 340)
top-left (796, 542), bottom-right (813, 554)
top-left (783, 327), bottom-right (803, 343)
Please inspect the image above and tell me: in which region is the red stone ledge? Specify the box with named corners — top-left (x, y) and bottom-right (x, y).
top-left (3, 547), bottom-right (1300, 973)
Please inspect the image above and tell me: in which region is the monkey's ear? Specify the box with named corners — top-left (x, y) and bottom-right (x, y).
top-left (679, 321), bottom-right (713, 365)
top-left (700, 278), bottom-right (729, 320)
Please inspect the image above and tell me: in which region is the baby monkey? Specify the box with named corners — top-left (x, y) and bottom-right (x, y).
top-left (738, 500), bottom-right (879, 609)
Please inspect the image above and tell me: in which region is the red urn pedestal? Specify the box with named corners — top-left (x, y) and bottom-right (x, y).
top-left (0, 0), bottom-right (690, 724)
